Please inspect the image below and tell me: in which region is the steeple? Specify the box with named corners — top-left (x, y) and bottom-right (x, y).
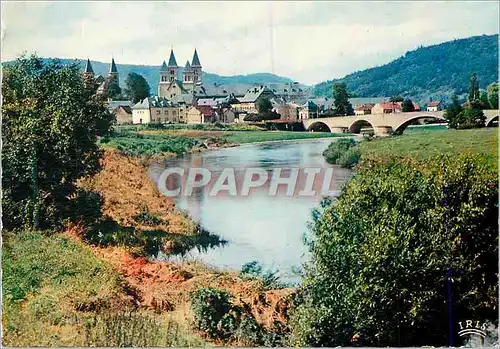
top-left (109, 58), bottom-right (118, 74)
top-left (184, 60), bottom-right (192, 71)
top-left (191, 49), bottom-right (201, 67)
top-left (84, 59), bottom-right (94, 74)
top-left (168, 49), bottom-right (178, 67)
top-left (160, 60), bottom-right (168, 72)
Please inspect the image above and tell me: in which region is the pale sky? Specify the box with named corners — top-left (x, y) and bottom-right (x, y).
top-left (1, 1), bottom-right (499, 84)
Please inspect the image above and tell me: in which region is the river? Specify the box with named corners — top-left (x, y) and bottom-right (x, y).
top-left (148, 138), bottom-right (352, 283)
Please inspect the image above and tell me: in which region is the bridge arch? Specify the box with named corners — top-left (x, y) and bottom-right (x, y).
top-left (307, 121), bottom-right (331, 132)
top-left (348, 119), bottom-right (375, 134)
top-left (393, 114), bottom-right (446, 134)
top-left (486, 115), bottom-right (498, 127)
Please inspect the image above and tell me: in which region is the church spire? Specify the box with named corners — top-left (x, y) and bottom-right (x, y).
top-left (84, 58), bottom-right (94, 74)
top-left (109, 58), bottom-right (118, 74)
top-left (168, 49), bottom-right (178, 67)
top-left (160, 60), bottom-right (168, 72)
top-left (191, 49), bottom-right (201, 67)
top-left (184, 60), bottom-right (192, 70)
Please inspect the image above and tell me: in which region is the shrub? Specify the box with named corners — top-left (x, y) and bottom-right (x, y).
top-left (190, 288), bottom-right (232, 340)
top-left (337, 147), bottom-right (361, 168)
top-left (240, 261), bottom-right (283, 290)
top-left (134, 209), bottom-right (164, 226)
top-left (323, 138), bottom-right (358, 166)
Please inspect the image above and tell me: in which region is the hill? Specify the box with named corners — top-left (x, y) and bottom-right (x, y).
top-left (32, 58), bottom-right (294, 95)
top-left (313, 34), bottom-right (499, 104)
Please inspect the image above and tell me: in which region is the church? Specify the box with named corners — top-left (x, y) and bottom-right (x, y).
top-left (158, 49), bottom-right (203, 100)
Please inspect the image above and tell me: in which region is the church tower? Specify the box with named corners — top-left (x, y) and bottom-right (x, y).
top-left (167, 49), bottom-right (179, 82)
top-left (108, 58), bottom-right (119, 85)
top-left (83, 58), bottom-right (94, 80)
top-left (191, 49), bottom-right (202, 85)
top-left (182, 60), bottom-right (194, 91)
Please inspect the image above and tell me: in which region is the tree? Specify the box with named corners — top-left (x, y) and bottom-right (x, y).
top-left (487, 82), bottom-right (498, 109)
top-left (332, 83), bottom-right (354, 116)
top-left (468, 72), bottom-right (480, 102)
top-left (2, 55), bottom-right (113, 230)
top-left (401, 98), bottom-right (415, 112)
top-left (390, 95), bottom-right (404, 102)
top-left (444, 94), bottom-right (464, 129)
top-left (124, 72), bottom-right (150, 103)
top-left (456, 101), bottom-right (486, 129)
top-left (479, 91), bottom-right (490, 109)
top-left (104, 78), bottom-right (122, 100)
top-left (290, 155), bottom-right (498, 347)
top-left (257, 98), bottom-right (273, 114)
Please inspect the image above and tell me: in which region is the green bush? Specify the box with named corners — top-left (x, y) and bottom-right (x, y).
top-left (190, 288), bottom-right (232, 340)
top-left (134, 209), bottom-right (164, 226)
top-left (240, 261), bottom-right (283, 291)
top-left (323, 138), bottom-right (359, 167)
top-left (290, 154), bottom-right (498, 347)
top-left (337, 147), bottom-right (361, 168)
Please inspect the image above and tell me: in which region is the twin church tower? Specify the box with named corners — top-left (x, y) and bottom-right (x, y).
top-left (158, 48), bottom-right (203, 99)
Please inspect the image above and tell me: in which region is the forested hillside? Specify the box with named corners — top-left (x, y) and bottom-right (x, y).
top-left (313, 34), bottom-right (499, 104)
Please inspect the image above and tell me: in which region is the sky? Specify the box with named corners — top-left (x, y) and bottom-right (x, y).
top-left (1, 1), bottom-right (499, 85)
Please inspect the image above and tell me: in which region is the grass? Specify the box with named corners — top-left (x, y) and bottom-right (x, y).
top-left (360, 127), bottom-right (498, 167)
top-left (220, 130), bottom-right (345, 144)
top-left (2, 230), bottom-right (204, 346)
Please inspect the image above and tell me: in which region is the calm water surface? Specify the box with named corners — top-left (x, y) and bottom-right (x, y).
top-left (148, 138), bottom-right (352, 283)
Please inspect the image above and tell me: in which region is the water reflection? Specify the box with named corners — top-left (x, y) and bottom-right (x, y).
top-left (149, 138), bottom-right (353, 283)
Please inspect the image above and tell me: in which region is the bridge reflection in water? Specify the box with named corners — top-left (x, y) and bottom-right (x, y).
top-left (303, 110), bottom-right (499, 136)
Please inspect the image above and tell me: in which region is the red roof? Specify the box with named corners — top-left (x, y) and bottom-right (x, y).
top-left (354, 103), bottom-right (375, 111)
top-left (428, 101), bottom-right (441, 107)
top-left (196, 106), bottom-right (215, 117)
top-left (379, 102), bottom-right (402, 111)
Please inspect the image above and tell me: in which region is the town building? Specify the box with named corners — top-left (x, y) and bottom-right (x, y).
top-left (354, 104), bottom-right (375, 115)
top-left (232, 86), bottom-right (277, 115)
top-left (96, 58), bottom-right (119, 97)
top-left (371, 102), bottom-right (402, 114)
top-left (186, 106), bottom-right (214, 124)
top-left (132, 96), bottom-right (187, 124)
top-left (106, 100), bottom-right (134, 124)
top-left (298, 100), bottom-right (319, 120)
top-left (427, 101), bottom-right (442, 111)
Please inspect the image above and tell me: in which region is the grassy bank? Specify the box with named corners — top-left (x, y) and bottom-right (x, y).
top-left (2, 230), bottom-right (203, 347)
top-left (360, 127), bottom-right (498, 167)
top-left (101, 125), bottom-right (346, 158)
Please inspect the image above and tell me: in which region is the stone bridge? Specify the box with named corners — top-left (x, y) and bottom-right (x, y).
top-left (303, 110), bottom-right (499, 136)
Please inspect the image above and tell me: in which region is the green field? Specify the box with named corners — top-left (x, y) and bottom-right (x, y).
top-left (360, 127), bottom-right (498, 167)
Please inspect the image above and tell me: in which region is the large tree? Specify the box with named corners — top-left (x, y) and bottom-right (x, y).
top-left (2, 55), bottom-right (113, 230)
top-left (444, 94), bottom-right (464, 129)
top-left (468, 72), bottom-right (480, 102)
top-left (124, 72), bottom-right (151, 103)
top-left (487, 82), bottom-right (498, 109)
top-left (104, 78), bottom-right (122, 100)
top-left (332, 82), bottom-right (354, 116)
top-left (290, 155), bottom-right (498, 347)
top-left (401, 98), bottom-right (415, 112)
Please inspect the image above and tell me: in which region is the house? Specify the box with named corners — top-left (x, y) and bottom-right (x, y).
top-left (214, 108), bottom-right (236, 123)
top-left (232, 86), bottom-right (277, 114)
top-left (113, 105), bottom-right (133, 124)
top-left (354, 104), bottom-right (375, 115)
top-left (132, 96), bottom-right (186, 124)
top-left (186, 106), bottom-right (215, 124)
top-left (277, 103), bottom-right (301, 121)
top-left (427, 101), bottom-right (441, 112)
top-left (371, 102), bottom-right (402, 114)
top-left (298, 100), bottom-right (319, 120)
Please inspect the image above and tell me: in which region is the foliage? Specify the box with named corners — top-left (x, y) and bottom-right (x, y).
top-left (337, 147), bottom-right (361, 168)
top-left (2, 55), bottom-right (113, 230)
top-left (401, 98), bottom-right (415, 112)
top-left (454, 101), bottom-right (486, 129)
top-left (487, 82), bottom-right (498, 109)
top-left (390, 95), bottom-right (404, 102)
top-left (479, 90), bottom-right (490, 109)
top-left (124, 72), bottom-right (150, 103)
top-left (313, 34), bottom-right (498, 104)
top-left (290, 153), bottom-right (498, 347)
top-left (444, 94), bottom-right (464, 128)
top-left (323, 138), bottom-right (358, 166)
top-left (240, 261), bottom-right (283, 291)
top-left (257, 98), bottom-right (273, 114)
top-left (190, 287), bottom-right (284, 345)
top-left (332, 82), bottom-right (354, 116)
top-left (104, 78), bottom-right (122, 99)
top-left (468, 72), bottom-right (480, 102)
